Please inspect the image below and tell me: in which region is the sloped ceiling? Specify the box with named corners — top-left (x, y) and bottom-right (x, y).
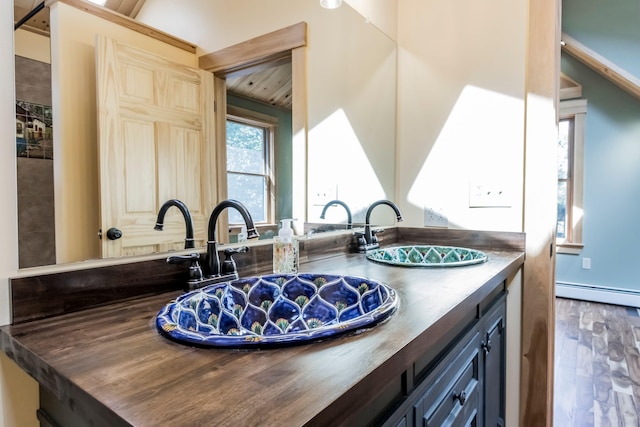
top-left (562, 33), bottom-right (640, 101)
top-left (13, 0), bottom-right (292, 110)
top-left (14, 0), bottom-right (146, 33)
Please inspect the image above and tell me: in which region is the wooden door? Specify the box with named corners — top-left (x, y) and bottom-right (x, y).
top-left (96, 35), bottom-right (215, 258)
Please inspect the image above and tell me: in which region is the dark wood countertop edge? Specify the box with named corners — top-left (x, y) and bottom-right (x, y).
top-left (3, 229), bottom-right (525, 427)
top-left (0, 330), bottom-right (129, 427)
top-left (307, 252), bottom-right (524, 426)
top-left (1, 251), bottom-right (524, 427)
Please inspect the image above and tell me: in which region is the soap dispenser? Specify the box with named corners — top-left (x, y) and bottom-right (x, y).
top-left (273, 219), bottom-right (299, 274)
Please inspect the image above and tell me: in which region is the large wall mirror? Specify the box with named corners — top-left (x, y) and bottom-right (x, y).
top-left (13, 0), bottom-right (397, 269)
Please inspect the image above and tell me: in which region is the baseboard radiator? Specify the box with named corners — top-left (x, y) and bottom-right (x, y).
top-left (556, 281), bottom-right (640, 308)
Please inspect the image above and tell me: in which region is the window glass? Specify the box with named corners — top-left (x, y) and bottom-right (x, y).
top-left (557, 119), bottom-right (571, 240)
top-left (226, 118), bottom-right (272, 224)
top-left (226, 121), bottom-right (265, 174)
top-left (557, 181), bottom-right (568, 239)
top-left (557, 120), bottom-right (570, 180)
top-left (227, 173), bottom-right (267, 223)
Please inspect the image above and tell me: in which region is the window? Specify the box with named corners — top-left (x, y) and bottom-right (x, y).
top-left (226, 111), bottom-right (275, 225)
top-left (557, 118), bottom-right (573, 240)
top-left (557, 97), bottom-right (586, 253)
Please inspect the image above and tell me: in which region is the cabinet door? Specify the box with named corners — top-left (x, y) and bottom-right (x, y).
top-left (482, 296), bottom-right (506, 427)
top-left (416, 329), bottom-right (481, 427)
top-left (423, 361), bottom-right (479, 427)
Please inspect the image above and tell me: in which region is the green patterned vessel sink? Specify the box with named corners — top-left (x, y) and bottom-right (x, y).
top-left (366, 245), bottom-right (488, 267)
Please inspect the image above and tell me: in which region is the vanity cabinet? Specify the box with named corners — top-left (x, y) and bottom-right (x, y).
top-left (2, 233), bottom-right (524, 427)
top-left (383, 292), bottom-right (506, 427)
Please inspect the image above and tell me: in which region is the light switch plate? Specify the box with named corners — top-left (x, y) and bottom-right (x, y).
top-left (469, 182), bottom-right (511, 208)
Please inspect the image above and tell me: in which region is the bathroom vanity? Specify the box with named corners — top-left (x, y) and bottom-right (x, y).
top-left (1, 228), bottom-right (524, 426)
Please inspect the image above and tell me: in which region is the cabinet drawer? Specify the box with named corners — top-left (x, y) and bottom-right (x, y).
top-left (423, 360), bottom-right (479, 426)
top-left (415, 329), bottom-right (481, 427)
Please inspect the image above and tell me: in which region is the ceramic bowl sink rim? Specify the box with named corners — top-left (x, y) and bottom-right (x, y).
top-left (155, 272), bottom-right (399, 348)
top-left (366, 244), bottom-right (488, 267)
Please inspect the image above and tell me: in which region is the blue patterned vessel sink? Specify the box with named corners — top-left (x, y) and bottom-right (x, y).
top-left (156, 273), bottom-right (398, 348)
top-left (366, 245), bottom-right (488, 267)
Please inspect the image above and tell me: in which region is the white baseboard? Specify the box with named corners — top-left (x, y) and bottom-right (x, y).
top-left (556, 281), bottom-right (640, 308)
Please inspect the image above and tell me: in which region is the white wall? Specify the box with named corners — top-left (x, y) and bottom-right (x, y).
top-left (345, 0), bottom-right (397, 41)
top-left (137, 0), bottom-right (398, 225)
top-left (0, 1), bottom-right (39, 425)
top-left (14, 29), bottom-right (50, 62)
top-left (396, 0), bottom-right (527, 425)
top-left (396, 0), bottom-right (526, 232)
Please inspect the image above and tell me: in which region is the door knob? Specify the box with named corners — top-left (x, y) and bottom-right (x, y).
top-left (106, 227), bottom-right (123, 240)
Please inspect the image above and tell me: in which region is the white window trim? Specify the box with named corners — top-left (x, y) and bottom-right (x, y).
top-left (226, 105), bottom-right (277, 226)
top-left (557, 98), bottom-right (586, 255)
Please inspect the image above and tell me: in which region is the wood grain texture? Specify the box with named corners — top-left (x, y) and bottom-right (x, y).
top-left (198, 22), bottom-right (307, 74)
top-left (4, 230), bottom-right (524, 427)
top-left (46, 0), bottom-right (196, 53)
top-left (522, 0), bottom-right (561, 424)
top-left (562, 33), bottom-right (640, 102)
top-left (395, 228), bottom-right (526, 252)
top-left (555, 298), bottom-right (640, 427)
top-left (96, 35), bottom-right (215, 258)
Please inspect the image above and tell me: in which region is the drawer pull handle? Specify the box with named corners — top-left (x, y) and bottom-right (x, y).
top-left (453, 390), bottom-right (467, 406)
top-left (482, 339), bottom-right (492, 354)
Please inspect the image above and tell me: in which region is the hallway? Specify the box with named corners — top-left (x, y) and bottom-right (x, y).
top-left (554, 298), bottom-right (640, 426)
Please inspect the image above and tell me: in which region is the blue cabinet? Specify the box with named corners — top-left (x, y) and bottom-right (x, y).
top-left (383, 291), bottom-right (506, 427)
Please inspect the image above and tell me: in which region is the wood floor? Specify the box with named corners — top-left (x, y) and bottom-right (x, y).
top-left (555, 297), bottom-right (640, 426)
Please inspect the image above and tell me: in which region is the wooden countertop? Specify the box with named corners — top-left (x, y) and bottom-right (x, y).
top-left (1, 249), bottom-right (523, 427)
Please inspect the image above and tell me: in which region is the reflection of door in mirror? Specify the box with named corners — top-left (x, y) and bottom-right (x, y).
top-left (96, 35), bottom-right (215, 258)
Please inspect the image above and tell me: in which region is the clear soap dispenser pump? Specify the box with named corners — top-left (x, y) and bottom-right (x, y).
top-left (273, 219), bottom-right (298, 274)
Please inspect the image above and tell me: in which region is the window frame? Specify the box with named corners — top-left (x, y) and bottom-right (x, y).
top-left (225, 105), bottom-right (277, 226)
top-left (557, 98), bottom-right (586, 254)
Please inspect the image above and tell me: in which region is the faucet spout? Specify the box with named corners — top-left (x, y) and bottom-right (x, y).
top-left (319, 200), bottom-right (353, 229)
top-left (206, 199), bottom-right (259, 277)
top-left (360, 199), bottom-right (403, 251)
top-left (154, 199), bottom-right (195, 249)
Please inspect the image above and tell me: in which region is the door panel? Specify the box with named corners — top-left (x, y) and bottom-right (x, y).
top-left (96, 35), bottom-right (215, 258)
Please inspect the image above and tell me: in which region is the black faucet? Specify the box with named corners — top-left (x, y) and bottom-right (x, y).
top-left (160, 199), bottom-right (259, 291)
top-left (355, 199), bottom-right (403, 252)
top-left (206, 199), bottom-right (259, 278)
top-left (154, 199), bottom-right (195, 249)
top-left (320, 200), bottom-right (352, 229)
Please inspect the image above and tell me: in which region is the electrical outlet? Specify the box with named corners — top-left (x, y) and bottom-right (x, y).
top-left (582, 257), bottom-right (591, 270)
top-left (469, 182), bottom-right (511, 208)
top-left (311, 185), bottom-right (336, 206)
top-left (424, 206), bottom-right (448, 228)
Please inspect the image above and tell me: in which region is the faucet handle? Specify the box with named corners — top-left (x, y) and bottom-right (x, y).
top-left (370, 227), bottom-right (385, 244)
top-left (224, 246), bottom-right (249, 255)
top-left (167, 253), bottom-right (204, 286)
top-left (221, 247), bottom-right (249, 275)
